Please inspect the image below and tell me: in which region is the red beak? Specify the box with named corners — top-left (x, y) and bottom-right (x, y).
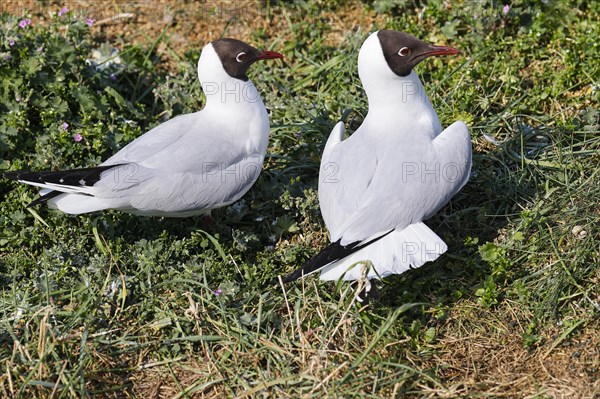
top-left (256, 50), bottom-right (284, 60)
top-left (422, 45), bottom-right (460, 57)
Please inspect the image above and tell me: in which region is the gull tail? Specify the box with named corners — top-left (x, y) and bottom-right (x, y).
top-left (282, 230), bottom-right (393, 283)
top-left (286, 222), bottom-right (447, 283)
top-left (3, 164), bottom-right (122, 213)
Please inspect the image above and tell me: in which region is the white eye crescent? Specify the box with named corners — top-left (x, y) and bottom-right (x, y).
top-left (236, 52), bottom-right (247, 63)
top-left (398, 47), bottom-right (411, 57)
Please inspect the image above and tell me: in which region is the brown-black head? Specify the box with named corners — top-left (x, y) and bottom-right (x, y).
top-left (377, 30), bottom-right (459, 77)
top-left (211, 38), bottom-right (283, 81)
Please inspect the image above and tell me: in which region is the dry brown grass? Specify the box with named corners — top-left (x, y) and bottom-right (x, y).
top-left (12, 0), bottom-right (388, 69)
top-left (126, 298), bottom-right (599, 399)
top-left (420, 300), bottom-right (599, 399)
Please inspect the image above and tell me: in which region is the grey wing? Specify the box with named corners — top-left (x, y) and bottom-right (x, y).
top-left (89, 112), bottom-right (261, 212)
top-left (318, 122), bottom-right (379, 243)
top-left (93, 152), bottom-right (264, 214)
top-left (102, 112), bottom-right (242, 170)
top-left (102, 113), bottom-right (197, 166)
top-left (427, 120), bottom-right (472, 216)
top-left (333, 121), bottom-right (472, 244)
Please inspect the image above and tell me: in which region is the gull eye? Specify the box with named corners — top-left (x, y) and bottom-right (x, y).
top-left (398, 47), bottom-right (411, 57)
top-left (236, 52), bottom-right (247, 63)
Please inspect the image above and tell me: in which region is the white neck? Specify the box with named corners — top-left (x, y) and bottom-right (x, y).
top-left (358, 32), bottom-right (442, 139)
top-left (197, 45), bottom-right (266, 113)
top-left (196, 43), bottom-right (270, 152)
top-left (201, 78), bottom-right (267, 117)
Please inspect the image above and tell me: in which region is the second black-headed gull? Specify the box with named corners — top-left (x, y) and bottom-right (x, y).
top-left (4, 39), bottom-right (282, 217)
top-left (284, 30), bottom-right (472, 293)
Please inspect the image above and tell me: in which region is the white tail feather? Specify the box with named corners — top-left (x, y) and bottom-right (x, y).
top-left (18, 180), bottom-right (94, 196)
top-left (21, 181), bottom-right (110, 214)
top-left (319, 222), bottom-right (447, 281)
top-left (47, 194), bottom-right (112, 214)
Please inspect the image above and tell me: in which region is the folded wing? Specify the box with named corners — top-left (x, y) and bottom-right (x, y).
top-left (319, 121), bottom-right (471, 245)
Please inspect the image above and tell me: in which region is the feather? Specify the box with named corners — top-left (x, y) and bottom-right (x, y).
top-left (283, 230), bottom-right (393, 283)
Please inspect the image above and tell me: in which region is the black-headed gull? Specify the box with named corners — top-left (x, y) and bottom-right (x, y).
top-left (285, 30), bottom-right (471, 292)
top-left (4, 39), bottom-right (282, 217)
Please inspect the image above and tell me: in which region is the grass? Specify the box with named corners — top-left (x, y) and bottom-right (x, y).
top-left (0, 1), bottom-right (599, 398)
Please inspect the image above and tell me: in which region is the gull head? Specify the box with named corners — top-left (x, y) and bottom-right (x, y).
top-left (376, 30), bottom-right (459, 77)
top-left (198, 38), bottom-right (283, 85)
top-left (359, 30), bottom-right (459, 81)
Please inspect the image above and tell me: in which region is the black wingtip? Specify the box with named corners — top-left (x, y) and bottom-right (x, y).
top-left (3, 169), bottom-right (48, 183)
top-left (3, 170), bottom-right (62, 208)
top-left (3, 170), bottom-right (21, 181)
top-left (3, 164), bottom-right (124, 187)
top-left (282, 229), bottom-right (395, 284)
top-left (4, 165), bottom-right (125, 209)
top-left (281, 239), bottom-right (356, 283)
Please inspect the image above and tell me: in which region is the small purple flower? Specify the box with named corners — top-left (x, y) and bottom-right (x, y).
top-left (213, 289), bottom-right (222, 296)
top-left (8, 40), bottom-right (15, 47)
top-left (109, 73), bottom-right (117, 80)
top-left (61, 122), bottom-right (69, 131)
top-left (58, 7), bottom-right (68, 17)
top-left (85, 18), bottom-right (94, 26)
top-left (73, 133), bottom-right (83, 142)
top-left (15, 96), bottom-right (20, 102)
top-left (503, 4), bottom-right (510, 14)
top-left (36, 46), bottom-right (44, 52)
top-left (18, 18), bottom-right (31, 28)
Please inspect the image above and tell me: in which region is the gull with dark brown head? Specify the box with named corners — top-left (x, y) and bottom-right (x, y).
top-left (4, 39), bottom-right (283, 217)
top-left (284, 30), bottom-right (471, 297)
